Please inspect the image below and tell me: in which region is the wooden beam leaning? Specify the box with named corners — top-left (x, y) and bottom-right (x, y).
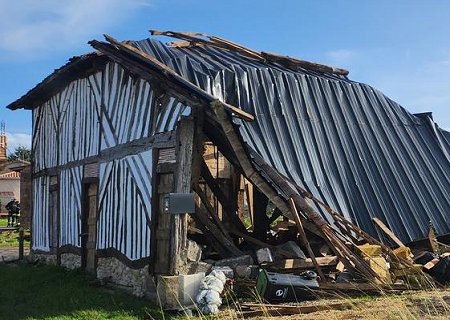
top-left (245, 145), bottom-right (382, 282)
top-left (100, 34), bottom-right (255, 122)
top-left (292, 183), bottom-right (414, 268)
top-left (192, 183), bottom-right (232, 241)
top-left (288, 198), bottom-right (326, 281)
top-left (373, 217), bottom-right (405, 248)
top-left (193, 201), bottom-right (243, 258)
top-left (209, 101), bottom-right (291, 216)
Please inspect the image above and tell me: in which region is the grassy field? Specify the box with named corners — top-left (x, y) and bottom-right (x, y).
top-left (0, 264), bottom-right (161, 320)
top-left (0, 218), bottom-right (30, 247)
top-left (0, 262), bottom-right (449, 320)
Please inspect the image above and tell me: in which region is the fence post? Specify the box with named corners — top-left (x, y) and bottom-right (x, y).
top-left (19, 228), bottom-right (24, 260)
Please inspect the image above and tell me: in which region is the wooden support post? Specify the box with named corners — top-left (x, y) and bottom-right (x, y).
top-left (170, 117), bottom-right (194, 274)
top-left (373, 217), bottom-right (405, 248)
top-left (288, 198), bottom-right (326, 281)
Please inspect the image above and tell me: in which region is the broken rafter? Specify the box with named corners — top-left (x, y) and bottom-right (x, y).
top-left (373, 217), bottom-right (405, 248)
top-left (288, 198), bottom-right (326, 281)
top-left (209, 101), bottom-right (291, 217)
top-left (261, 51), bottom-right (349, 76)
top-left (149, 29), bottom-right (349, 76)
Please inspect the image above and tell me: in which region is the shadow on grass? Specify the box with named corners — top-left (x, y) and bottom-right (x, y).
top-left (0, 263), bottom-right (163, 320)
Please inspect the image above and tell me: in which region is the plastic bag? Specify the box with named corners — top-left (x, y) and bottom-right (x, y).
top-left (195, 270), bottom-right (226, 314)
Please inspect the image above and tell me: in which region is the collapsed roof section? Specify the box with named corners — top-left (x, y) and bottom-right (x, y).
top-left (130, 32), bottom-right (450, 243)
top-left (8, 31), bottom-right (450, 244)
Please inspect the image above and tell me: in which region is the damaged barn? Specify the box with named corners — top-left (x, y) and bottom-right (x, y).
top-left (7, 30), bottom-right (450, 309)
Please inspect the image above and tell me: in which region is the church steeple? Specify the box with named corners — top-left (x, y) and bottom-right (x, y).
top-left (0, 122), bottom-right (7, 163)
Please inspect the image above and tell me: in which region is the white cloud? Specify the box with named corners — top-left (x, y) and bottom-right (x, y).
top-left (326, 49), bottom-right (358, 65)
top-left (5, 132), bottom-right (31, 154)
top-left (0, 0), bottom-right (151, 59)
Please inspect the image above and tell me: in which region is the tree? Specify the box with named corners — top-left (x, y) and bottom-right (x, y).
top-left (7, 146), bottom-right (31, 162)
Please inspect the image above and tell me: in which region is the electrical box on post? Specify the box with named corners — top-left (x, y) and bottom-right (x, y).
top-left (163, 193), bottom-right (195, 214)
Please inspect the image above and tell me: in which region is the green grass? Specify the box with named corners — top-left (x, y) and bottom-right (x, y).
top-left (0, 264), bottom-right (162, 320)
top-left (0, 218), bottom-right (31, 247)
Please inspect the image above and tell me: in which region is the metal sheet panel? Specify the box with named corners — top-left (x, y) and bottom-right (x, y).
top-left (131, 39), bottom-right (450, 242)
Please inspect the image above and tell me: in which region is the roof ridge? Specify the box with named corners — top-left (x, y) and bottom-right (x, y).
top-left (149, 29), bottom-right (349, 76)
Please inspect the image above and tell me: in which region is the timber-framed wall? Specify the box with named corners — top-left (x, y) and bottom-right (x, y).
top-left (30, 60), bottom-right (193, 272)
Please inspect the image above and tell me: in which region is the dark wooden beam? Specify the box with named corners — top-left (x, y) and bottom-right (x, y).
top-left (252, 187), bottom-right (269, 241)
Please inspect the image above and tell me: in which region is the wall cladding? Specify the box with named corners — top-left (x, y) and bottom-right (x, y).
top-left (58, 77), bottom-right (101, 165)
top-left (32, 102), bottom-right (58, 171)
top-left (32, 61), bottom-right (190, 261)
top-left (32, 176), bottom-right (50, 251)
top-left (59, 166), bottom-right (83, 247)
top-left (97, 150), bottom-right (153, 260)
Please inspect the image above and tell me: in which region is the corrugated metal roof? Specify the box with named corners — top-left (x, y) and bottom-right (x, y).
top-left (131, 38), bottom-right (450, 243)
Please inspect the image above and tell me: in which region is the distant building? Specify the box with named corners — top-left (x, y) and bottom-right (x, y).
top-left (0, 123), bottom-right (30, 220)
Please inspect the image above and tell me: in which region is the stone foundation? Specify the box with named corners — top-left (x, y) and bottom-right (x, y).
top-left (30, 252), bottom-right (57, 265)
top-left (96, 257), bottom-right (155, 298)
top-left (29, 251), bottom-right (156, 300)
top-left (60, 253), bottom-right (82, 269)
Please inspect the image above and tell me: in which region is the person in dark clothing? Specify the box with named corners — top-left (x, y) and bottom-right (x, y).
top-left (5, 198), bottom-right (18, 227)
top-left (13, 201), bottom-right (20, 226)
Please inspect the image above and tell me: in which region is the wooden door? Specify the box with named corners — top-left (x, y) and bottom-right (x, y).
top-left (81, 183), bottom-right (98, 273)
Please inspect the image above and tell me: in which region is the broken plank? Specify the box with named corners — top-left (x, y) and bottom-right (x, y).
top-left (240, 301), bottom-right (357, 318)
top-left (267, 256), bottom-right (339, 270)
top-left (318, 281), bottom-right (420, 292)
top-left (289, 197), bottom-right (326, 280)
top-left (373, 217), bottom-right (405, 248)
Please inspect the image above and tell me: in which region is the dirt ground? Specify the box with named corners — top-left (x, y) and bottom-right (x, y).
top-left (0, 246), bottom-right (29, 261)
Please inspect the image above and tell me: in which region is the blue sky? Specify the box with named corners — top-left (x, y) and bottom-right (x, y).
top-left (1, 0), bottom-right (449, 153)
